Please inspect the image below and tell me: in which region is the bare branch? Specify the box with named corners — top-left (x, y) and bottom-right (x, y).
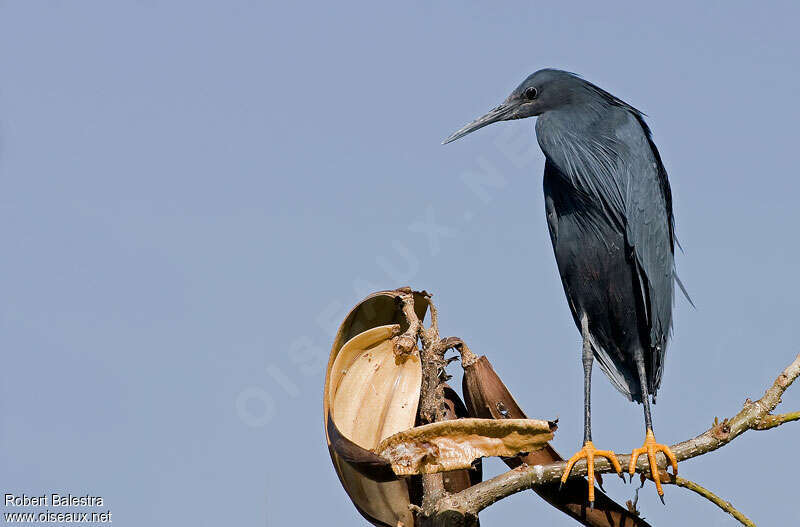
top-left (663, 474), bottom-right (755, 527)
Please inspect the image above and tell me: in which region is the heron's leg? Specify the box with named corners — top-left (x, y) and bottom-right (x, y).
top-left (560, 314), bottom-right (622, 507)
top-left (628, 348), bottom-right (678, 501)
top-left (582, 313), bottom-right (593, 443)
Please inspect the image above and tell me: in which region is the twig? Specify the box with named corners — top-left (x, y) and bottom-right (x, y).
top-left (434, 352), bottom-right (800, 517)
top-left (754, 411), bottom-right (800, 430)
top-left (394, 291), bottom-right (422, 356)
top-left (442, 337), bottom-right (478, 368)
top-left (663, 474), bottom-right (755, 527)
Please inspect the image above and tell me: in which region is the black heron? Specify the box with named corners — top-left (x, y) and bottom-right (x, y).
top-left (444, 69), bottom-right (689, 504)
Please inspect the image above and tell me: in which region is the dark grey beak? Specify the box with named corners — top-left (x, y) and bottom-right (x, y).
top-left (442, 103), bottom-right (518, 144)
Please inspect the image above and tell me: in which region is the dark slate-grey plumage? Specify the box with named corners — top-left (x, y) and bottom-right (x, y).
top-left (444, 69), bottom-right (686, 503)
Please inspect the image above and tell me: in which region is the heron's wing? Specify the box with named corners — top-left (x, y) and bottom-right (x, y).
top-left (621, 117), bottom-right (675, 392)
top-left (539, 108), bottom-right (675, 393)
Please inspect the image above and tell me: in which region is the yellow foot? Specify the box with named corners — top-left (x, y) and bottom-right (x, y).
top-left (560, 441), bottom-right (622, 506)
top-left (628, 429), bottom-right (678, 498)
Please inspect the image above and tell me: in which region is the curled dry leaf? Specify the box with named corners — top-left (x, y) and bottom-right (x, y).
top-left (376, 418), bottom-right (555, 476)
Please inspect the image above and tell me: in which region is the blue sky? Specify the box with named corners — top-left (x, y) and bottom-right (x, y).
top-left (1, 1), bottom-right (799, 525)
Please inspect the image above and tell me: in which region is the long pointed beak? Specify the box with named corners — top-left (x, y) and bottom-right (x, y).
top-left (442, 103), bottom-right (517, 144)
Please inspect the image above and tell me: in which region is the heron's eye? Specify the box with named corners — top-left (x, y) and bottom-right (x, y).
top-left (523, 87), bottom-right (538, 100)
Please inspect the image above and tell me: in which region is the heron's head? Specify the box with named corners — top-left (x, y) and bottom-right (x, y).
top-left (443, 69), bottom-right (586, 144)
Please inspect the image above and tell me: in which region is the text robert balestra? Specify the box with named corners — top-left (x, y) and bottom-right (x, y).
top-left (5, 493), bottom-right (104, 507)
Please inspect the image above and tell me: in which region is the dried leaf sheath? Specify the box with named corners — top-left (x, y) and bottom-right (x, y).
top-left (377, 418), bottom-right (555, 476)
top-left (323, 291), bottom-right (429, 527)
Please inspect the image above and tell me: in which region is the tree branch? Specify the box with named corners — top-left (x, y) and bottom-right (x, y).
top-left (434, 352), bottom-right (800, 517)
top-left (753, 411), bottom-right (800, 430)
top-left (663, 474), bottom-right (755, 527)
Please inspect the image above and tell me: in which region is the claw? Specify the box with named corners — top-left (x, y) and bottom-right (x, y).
top-left (560, 441), bottom-right (622, 504)
top-left (628, 429), bottom-right (678, 498)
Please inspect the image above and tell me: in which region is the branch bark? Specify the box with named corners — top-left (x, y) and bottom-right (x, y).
top-left (432, 352), bottom-right (800, 518)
